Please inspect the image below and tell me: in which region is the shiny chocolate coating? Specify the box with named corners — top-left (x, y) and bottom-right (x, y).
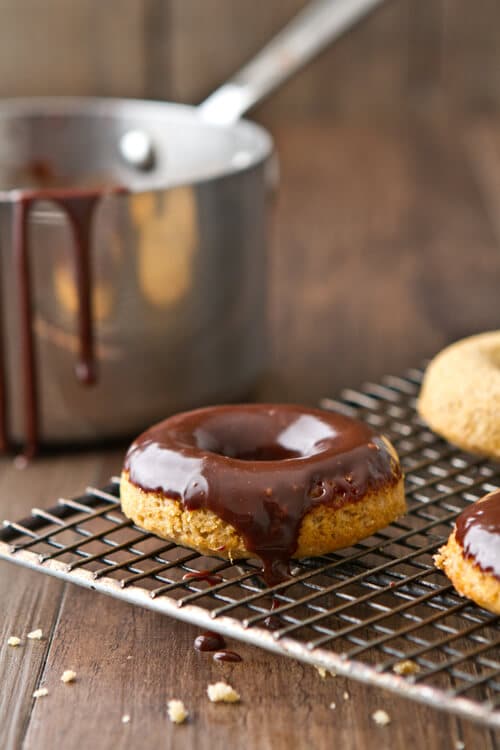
top-left (194, 632), bottom-right (226, 652)
top-left (455, 489), bottom-right (500, 581)
top-left (125, 404), bottom-right (399, 583)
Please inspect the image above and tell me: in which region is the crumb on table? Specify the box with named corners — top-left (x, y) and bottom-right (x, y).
top-left (27, 629), bottom-right (43, 640)
top-left (61, 670), bottom-right (77, 683)
top-left (167, 699), bottom-right (189, 724)
top-left (315, 666), bottom-right (336, 678)
top-left (121, 714), bottom-right (131, 724)
top-left (33, 687), bottom-right (49, 699)
top-left (7, 636), bottom-right (21, 647)
top-left (207, 682), bottom-right (240, 703)
top-left (372, 709), bottom-right (391, 726)
top-left (393, 659), bottom-right (420, 676)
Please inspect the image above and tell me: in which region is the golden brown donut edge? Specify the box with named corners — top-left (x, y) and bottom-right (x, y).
top-left (120, 437), bottom-right (405, 562)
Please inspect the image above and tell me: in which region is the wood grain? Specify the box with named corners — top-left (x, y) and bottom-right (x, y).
top-left (0, 1), bottom-right (499, 118)
top-left (0, 0), bottom-right (147, 98)
top-left (1, 117), bottom-right (499, 748)
top-left (19, 585), bottom-right (498, 750)
top-left (0, 450), bottom-right (108, 749)
top-left (441, 0), bottom-right (500, 112)
top-left (261, 115), bottom-right (500, 404)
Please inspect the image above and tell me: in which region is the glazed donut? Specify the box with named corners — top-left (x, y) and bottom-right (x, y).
top-left (434, 489), bottom-right (500, 614)
top-left (120, 404), bottom-right (405, 582)
top-left (418, 331), bottom-right (500, 458)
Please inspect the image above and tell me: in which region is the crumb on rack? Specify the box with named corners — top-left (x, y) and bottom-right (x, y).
top-left (207, 682), bottom-right (240, 703)
top-left (343, 691), bottom-right (350, 701)
top-left (393, 659), bottom-right (420, 676)
top-left (121, 714), bottom-right (131, 724)
top-left (33, 687), bottom-right (49, 698)
top-left (315, 666), bottom-right (336, 678)
top-left (27, 629), bottom-right (43, 640)
top-left (167, 699), bottom-right (189, 724)
top-left (7, 636), bottom-right (21, 647)
top-left (372, 709), bottom-right (391, 726)
top-left (61, 670), bottom-right (76, 683)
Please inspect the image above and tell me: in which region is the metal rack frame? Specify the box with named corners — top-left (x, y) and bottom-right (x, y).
top-left (1, 367), bottom-right (499, 728)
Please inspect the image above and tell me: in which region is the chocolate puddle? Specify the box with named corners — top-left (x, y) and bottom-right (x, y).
top-left (213, 650), bottom-right (242, 662)
top-left (125, 404), bottom-right (399, 585)
top-left (194, 632), bottom-right (226, 652)
top-left (455, 489), bottom-right (500, 580)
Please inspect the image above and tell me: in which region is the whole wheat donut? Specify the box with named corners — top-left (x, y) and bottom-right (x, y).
top-left (434, 489), bottom-right (500, 614)
top-left (120, 404), bottom-right (405, 582)
top-left (418, 331), bottom-right (500, 458)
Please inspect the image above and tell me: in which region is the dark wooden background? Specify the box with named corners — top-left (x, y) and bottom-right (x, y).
top-left (1, 0), bottom-right (499, 400)
top-left (0, 0), bottom-right (499, 119)
top-left (1, 2), bottom-right (500, 749)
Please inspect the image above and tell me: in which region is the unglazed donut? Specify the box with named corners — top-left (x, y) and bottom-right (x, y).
top-left (120, 404), bottom-right (405, 582)
top-left (434, 489), bottom-right (500, 614)
top-left (418, 331), bottom-right (500, 458)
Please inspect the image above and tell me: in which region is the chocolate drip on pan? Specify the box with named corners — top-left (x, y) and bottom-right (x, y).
top-left (3, 186), bottom-right (125, 456)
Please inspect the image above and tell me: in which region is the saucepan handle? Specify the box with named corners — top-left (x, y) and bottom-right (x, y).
top-left (198, 0), bottom-right (384, 125)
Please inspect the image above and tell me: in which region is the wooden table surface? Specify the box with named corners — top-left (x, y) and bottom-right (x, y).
top-left (1, 115), bottom-right (500, 749)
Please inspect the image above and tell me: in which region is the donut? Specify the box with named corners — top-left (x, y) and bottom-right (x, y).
top-left (418, 331), bottom-right (500, 458)
top-left (434, 489), bottom-right (500, 614)
top-left (120, 404), bottom-right (405, 582)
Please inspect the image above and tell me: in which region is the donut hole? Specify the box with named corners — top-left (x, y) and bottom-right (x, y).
top-left (214, 444), bottom-right (300, 461)
top-left (191, 411), bottom-right (338, 461)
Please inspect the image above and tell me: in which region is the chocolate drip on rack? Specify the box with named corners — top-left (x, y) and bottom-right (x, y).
top-left (182, 570), bottom-right (223, 585)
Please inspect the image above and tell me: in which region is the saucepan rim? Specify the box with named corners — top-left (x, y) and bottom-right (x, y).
top-left (0, 95), bottom-right (274, 200)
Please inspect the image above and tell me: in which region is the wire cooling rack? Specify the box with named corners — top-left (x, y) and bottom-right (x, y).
top-left (0, 367), bottom-right (499, 728)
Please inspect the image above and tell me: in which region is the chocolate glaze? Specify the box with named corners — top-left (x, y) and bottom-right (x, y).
top-left (182, 570), bottom-right (223, 585)
top-left (2, 185), bottom-right (125, 456)
top-left (264, 597), bottom-right (282, 630)
top-left (194, 632), bottom-right (226, 652)
top-left (455, 489), bottom-right (500, 581)
top-left (125, 404), bottom-right (399, 583)
top-left (213, 650), bottom-right (242, 662)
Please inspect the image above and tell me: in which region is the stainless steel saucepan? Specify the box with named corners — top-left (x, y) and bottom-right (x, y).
top-left (0, 0), bottom-right (382, 446)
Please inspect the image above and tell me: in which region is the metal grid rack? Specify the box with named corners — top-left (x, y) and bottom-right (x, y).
top-left (0, 367), bottom-right (499, 728)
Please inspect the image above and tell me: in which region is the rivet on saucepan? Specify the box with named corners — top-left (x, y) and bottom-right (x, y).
top-left (119, 130), bottom-right (155, 170)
